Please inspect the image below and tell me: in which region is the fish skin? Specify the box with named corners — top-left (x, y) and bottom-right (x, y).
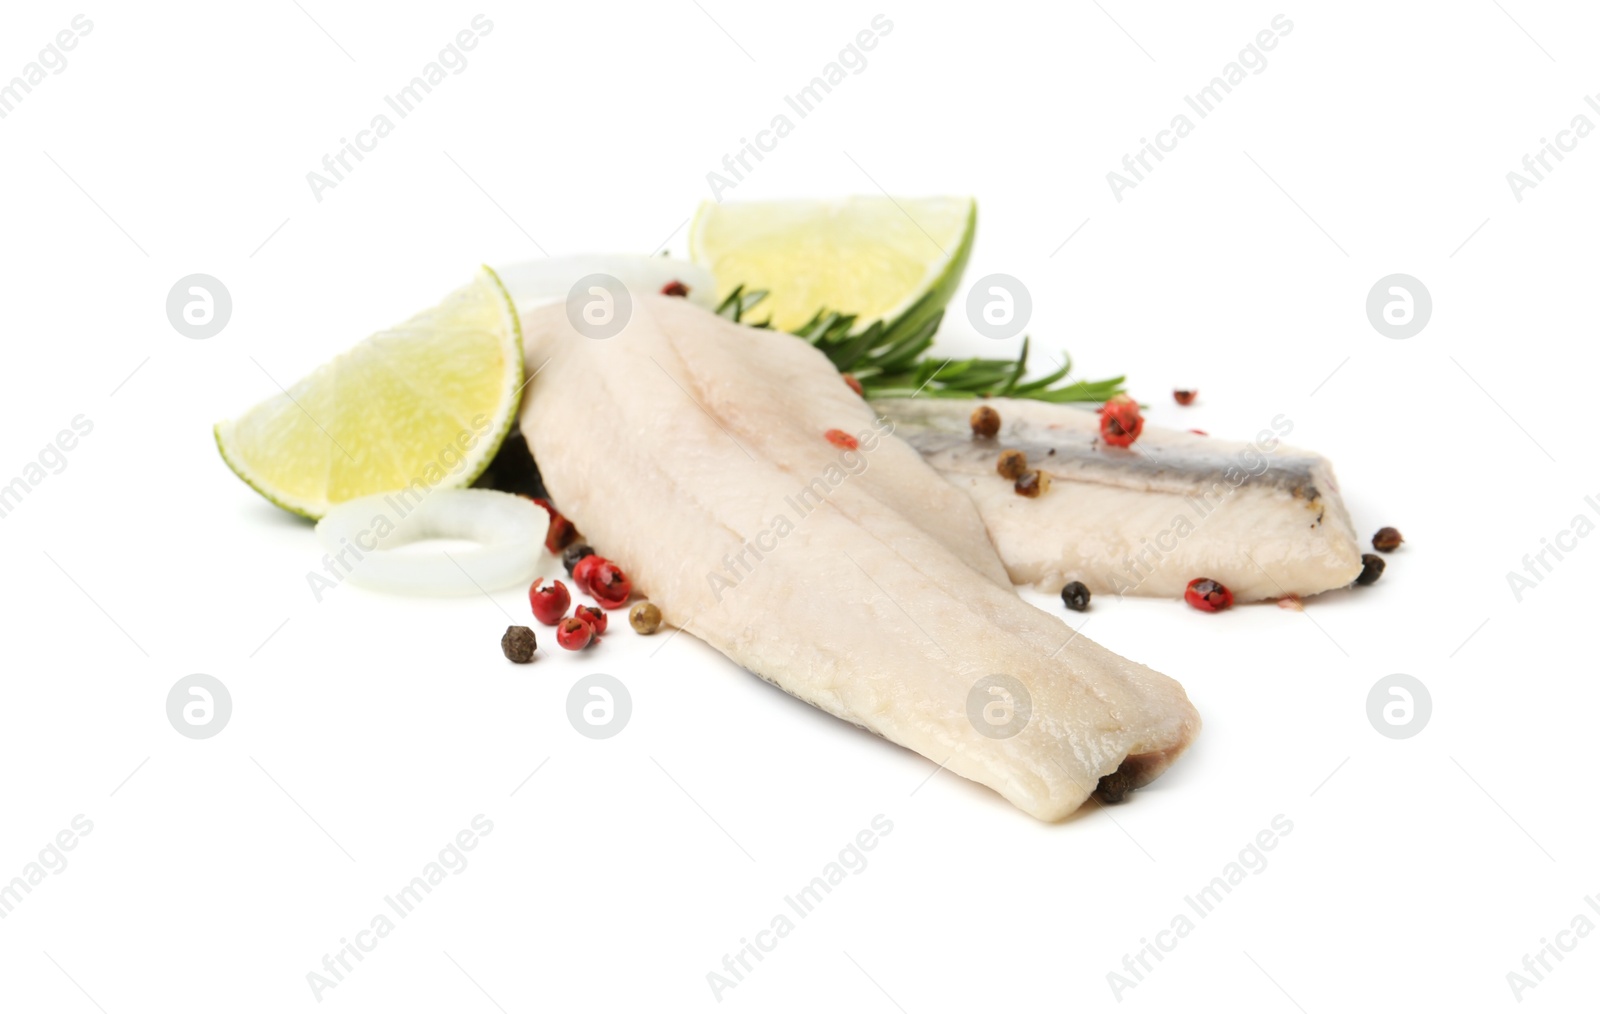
top-left (518, 295), bottom-right (1199, 820)
top-left (877, 397), bottom-right (1364, 602)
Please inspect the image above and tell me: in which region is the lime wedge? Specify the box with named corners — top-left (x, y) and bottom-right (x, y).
top-left (689, 196), bottom-right (976, 333)
top-left (215, 266), bottom-right (523, 519)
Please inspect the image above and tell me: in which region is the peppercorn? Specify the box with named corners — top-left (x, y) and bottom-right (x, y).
top-left (531, 497), bottom-right (580, 554)
top-left (660, 280), bottom-right (690, 297)
top-left (528, 578), bottom-right (571, 626)
top-left (1184, 578), bottom-right (1233, 612)
top-left (825, 428), bottom-right (858, 450)
top-left (1355, 554), bottom-right (1385, 586)
top-left (843, 373), bottom-right (864, 397)
top-left (1372, 527), bottom-right (1404, 552)
top-left (630, 601), bottom-right (662, 635)
top-left (970, 404), bottom-right (1001, 439)
top-left (575, 604), bottom-right (608, 636)
top-left (1014, 469), bottom-right (1050, 498)
top-left (562, 543), bottom-right (595, 576)
top-left (997, 449), bottom-right (1027, 480)
top-left (556, 615), bottom-right (594, 651)
top-left (1061, 581), bottom-right (1090, 612)
top-left (572, 553), bottom-right (604, 595)
top-left (501, 625), bottom-right (537, 663)
top-left (590, 559), bottom-right (634, 609)
top-left (1173, 389), bottom-right (1197, 406)
top-left (1099, 394), bottom-right (1144, 448)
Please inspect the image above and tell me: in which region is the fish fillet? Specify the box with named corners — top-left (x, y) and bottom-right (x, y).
top-left (518, 295), bottom-right (1199, 820)
top-left (877, 397), bottom-right (1363, 602)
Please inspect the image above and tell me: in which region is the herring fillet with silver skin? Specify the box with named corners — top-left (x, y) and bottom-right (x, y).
top-left (877, 397), bottom-right (1364, 602)
top-left (517, 294), bottom-right (1199, 820)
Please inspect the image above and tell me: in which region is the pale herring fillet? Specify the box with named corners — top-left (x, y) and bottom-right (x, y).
top-left (517, 295), bottom-right (1198, 820)
top-left (877, 397), bottom-right (1363, 602)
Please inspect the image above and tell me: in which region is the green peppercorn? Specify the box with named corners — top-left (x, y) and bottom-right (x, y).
top-left (629, 601), bottom-right (662, 635)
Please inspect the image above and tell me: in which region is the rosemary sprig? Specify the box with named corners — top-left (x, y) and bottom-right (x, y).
top-left (714, 285), bottom-right (1124, 404)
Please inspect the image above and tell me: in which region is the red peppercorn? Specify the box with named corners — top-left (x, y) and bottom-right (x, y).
top-left (590, 559), bottom-right (634, 609)
top-left (528, 578), bottom-right (571, 626)
top-left (556, 615), bottom-right (594, 650)
top-left (531, 497), bottom-right (579, 554)
top-left (1173, 389), bottom-right (1197, 406)
top-left (824, 428), bottom-right (859, 450)
top-left (1099, 395), bottom-right (1144, 448)
top-left (1189, 429), bottom-right (1208, 436)
top-left (842, 374), bottom-right (864, 397)
top-left (1184, 578), bottom-right (1233, 612)
top-left (575, 604), bottom-right (608, 636)
top-left (572, 553), bottom-right (604, 595)
top-left (661, 280), bottom-right (690, 297)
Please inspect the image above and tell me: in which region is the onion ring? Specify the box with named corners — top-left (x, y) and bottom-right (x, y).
top-left (314, 489), bottom-right (547, 596)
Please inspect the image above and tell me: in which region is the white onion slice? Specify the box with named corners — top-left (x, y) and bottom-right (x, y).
top-left (315, 489), bottom-right (548, 596)
top-left (494, 254), bottom-right (718, 316)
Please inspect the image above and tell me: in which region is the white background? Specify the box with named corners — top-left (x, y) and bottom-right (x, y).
top-left (2, 1), bottom-right (1597, 1010)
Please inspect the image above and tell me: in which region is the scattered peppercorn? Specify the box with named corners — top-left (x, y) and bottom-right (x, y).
top-left (1099, 394), bottom-right (1144, 448)
top-left (575, 604), bottom-right (608, 636)
top-left (572, 553), bottom-right (604, 595)
top-left (1061, 581), bottom-right (1091, 612)
top-left (1355, 554), bottom-right (1385, 586)
top-left (843, 373), bottom-right (864, 397)
top-left (660, 280), bottom-right (690, 297)
top-left (1372, 527), bottom-right (1404, 552)
top-left (1184, 577), bottom-right (1234, 612)
top-left (970, 404), bottom-right (1001, 439)
top-left (630, 600), bottom-right (663, 635)
top-left (531, 497), bottom-right (580, 554)
top-left (1014, 469), bottom-right (1051, 498)
top-left (1173, 389), bottom-right (1197, 406)
top-left (528, 578), bottom-right (571, 626)
top-left (1189, 429), bottom-right (1208, 436)
top-left (590, 558), bottom-right (634, 609)
top-left (825, 428), bottom-right (859, 450)
top-left (500, 625), bottom-right (537, 663)
top-left (562, 543), bottom-right (595, 576)
top-left (997, 449), bottom-right (1027, 480)
top-left (556, 615), bottom-right (594, 650)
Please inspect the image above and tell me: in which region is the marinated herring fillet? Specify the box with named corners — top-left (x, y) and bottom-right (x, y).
top-left (517, 295), bottom-right (1199, 820)
top-left (877, 397), bottom-right (1363, 602)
